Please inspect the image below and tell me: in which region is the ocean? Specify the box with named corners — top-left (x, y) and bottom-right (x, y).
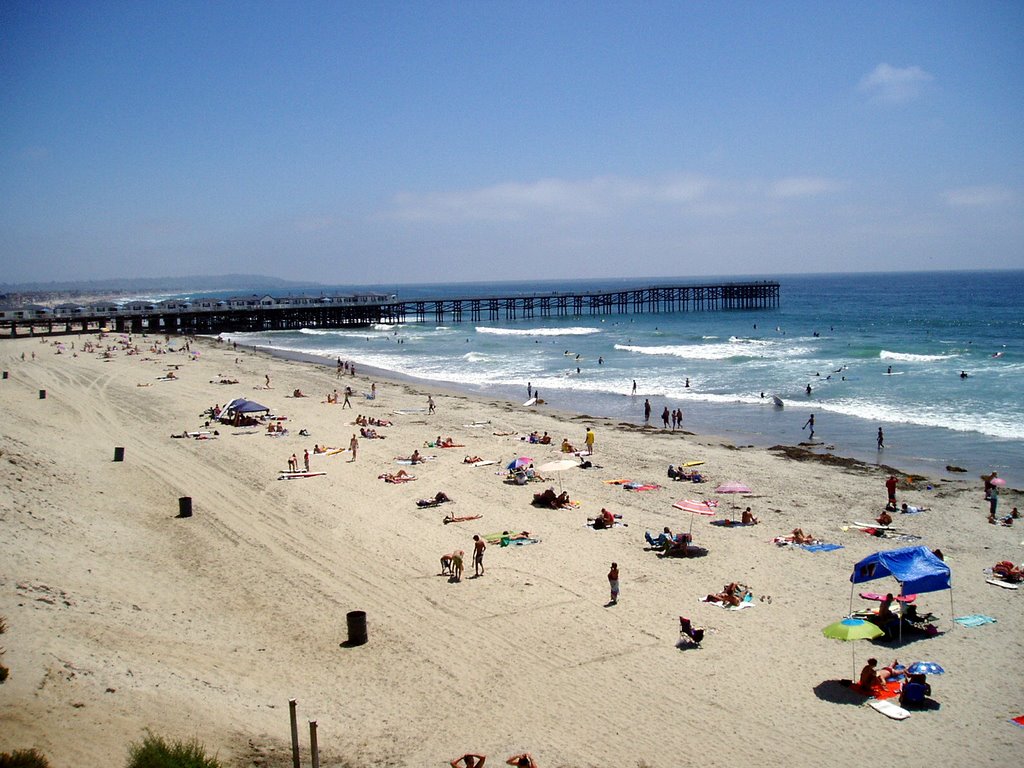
top-left (203, 270), bottom-right (1022, 487)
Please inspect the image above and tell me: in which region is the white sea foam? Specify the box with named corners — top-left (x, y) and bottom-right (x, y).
top-left (476, 326), bottom-right (601, 337)
top-left (879, 350), bottom-right (956, 362)
top-left (615, 342), bottom-right (813, 361)
top-left (817, 399), bottom-right (1024, 441)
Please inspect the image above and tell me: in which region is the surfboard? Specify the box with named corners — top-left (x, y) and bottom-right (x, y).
top-left (277, 471), bottom-right (326, 479)
top-left (682, 461), bottom-right (705, 467)
top-left (868, 699), bottom-right (910, 720)
top-left (523, 397), bottom-right (537, 407)
top-left (853, 521), bottom-right (900, 531)
top-left (987, 578), bottom-right (1019, 590)
top-left (472, 460), bottom-right (497, 467)
top-left (771, 395), bottom-right (784, 407)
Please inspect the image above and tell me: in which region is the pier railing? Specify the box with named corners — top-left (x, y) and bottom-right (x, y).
top-left (0, 281), bottom-right (779, 337)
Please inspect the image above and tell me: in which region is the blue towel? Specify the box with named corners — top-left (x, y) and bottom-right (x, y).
top-left (954, 614), bottom-right (997, 627)
top-left (802, 543), bottom-right (844, 552)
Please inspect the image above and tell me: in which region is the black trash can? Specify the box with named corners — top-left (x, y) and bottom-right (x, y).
top-left (177, 496), bottom-right (193, 518)
top-left (39, 389), bottom-right (46, 399)
top-left (2, 371), bottom-right (8, 379)
top-left (346, 610), bottom-right (368, 646)
top-left (113, 447), bottom-right (125, 462)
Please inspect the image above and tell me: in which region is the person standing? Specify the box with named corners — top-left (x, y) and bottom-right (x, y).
top-left (607, 562), bottom-right (619, 604)
top-left (877, 427), bottom-right (884, 450)
top-left (632, 379), bottom-right (637, 396)
top-left (288, 453), bottom-right (298, 472)
top-left (803, 413), bottom-right (815, 439)
top-left (427, 395), bottom-right (436, 414)
top-left (643, 398), bottom-right (651, 422)
top-left (885, 475), bottom-right (898, 510)
top-left (661, 407), bottom-right (670, 429)
top-left (473, 534), bottom-right (486, 577)
top-left (342, 386), bottom-right (352, 409)
top-left (585, 426), bottom-right (595, 455)
top-left (349, 433), bottom-right (359, 462)
top-left (303, 449), bottom-right (310, 472)
top-left (527, 382), bottom-right (532, 399)
top-left (989, 483), bottom-right (999, 519)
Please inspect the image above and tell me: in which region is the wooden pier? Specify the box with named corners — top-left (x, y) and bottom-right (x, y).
top-left (0, 281), bottom-right (779, 337)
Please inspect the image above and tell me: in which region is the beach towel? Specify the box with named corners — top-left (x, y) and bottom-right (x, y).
top-left (711, 519), bottom-right (753, 527)
top-left (848, 680), bottom-right (901, 700)
top-left (585, 520), bottom-right (626, 529)
top-left (604, 479), bottom-right (633, 485)
top-left (860, 592), bottom-right (917, 603)
top-left (396, 456), bottom-right (437, 464)
top-left (1010, 715), bottom-right (1024, 728)
top-left (624, 482), bottom-right (662, 491)
top-left (954, 614), bottom-right (997, 627)
top-left (802, 543), bottom-right (844, 552)
top-left (700, 596), bottom-right (755, 611)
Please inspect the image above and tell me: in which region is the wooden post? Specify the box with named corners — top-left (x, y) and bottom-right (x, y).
top-left (289, 698), bottom-right (300, 768)
top-left (309, 720), bottom-right (319, 768)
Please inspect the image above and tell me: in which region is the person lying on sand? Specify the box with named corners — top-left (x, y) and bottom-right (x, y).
top-left (506, 754), bottom-right (537, 768)
top-left (378, 470), bottom-right (415, 483)
top-left (789, 528), bottom-right (816, 544)
top-left (463, 455), bottom-right (484, 464)
top-left (450, 753), bottom-right (485, 768)
top-left (704, 582), bottom-right (745, 606)
top-left (900, 502), bottom-right (929, 514)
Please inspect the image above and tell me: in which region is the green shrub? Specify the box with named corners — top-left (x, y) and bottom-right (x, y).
top-left (0, 748), bottom-right (51, 768)
top-left (126, 733), bottom-right (221, 768)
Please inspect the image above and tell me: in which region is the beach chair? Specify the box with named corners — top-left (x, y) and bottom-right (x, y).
top-left (679, 616), bottom-right (705, 646)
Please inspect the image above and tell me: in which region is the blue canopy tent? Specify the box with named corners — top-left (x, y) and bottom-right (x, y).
top-left (220, 397), bottom-right (271, 424)
top-left (849, 546), bottom-right (953, 642)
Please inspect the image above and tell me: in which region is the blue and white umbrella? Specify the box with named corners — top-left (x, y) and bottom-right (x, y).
top-left (907, 661), bottom-right (945, 676)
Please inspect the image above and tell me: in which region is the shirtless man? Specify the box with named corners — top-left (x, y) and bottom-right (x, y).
top-left (451, 754), bottom-right (485, 768)
top-left (741, 507), bottom-right (759, 525)
top-left (473, 534), bottom-right (486, 576)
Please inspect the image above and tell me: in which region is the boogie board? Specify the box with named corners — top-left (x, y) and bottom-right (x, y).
top-left (472, 460), bottom-right (497, 467)
top-left (278, 471), bottom-right (326, 480)
top-left (771, 395), bottom-right (784, 407)
top-left (868, 699), bottom-right (910, 720)
top-left (523, 397), bottom-right (537, 407)
top-left (987, 578), bottom-right (1019, 590)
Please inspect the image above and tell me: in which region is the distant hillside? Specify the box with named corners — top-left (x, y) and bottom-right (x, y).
top-left (0, 274), bottom-right (319, 293)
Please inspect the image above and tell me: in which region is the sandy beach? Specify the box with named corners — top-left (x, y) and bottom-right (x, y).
top-left (1, 334), bottom-right (1021, 768)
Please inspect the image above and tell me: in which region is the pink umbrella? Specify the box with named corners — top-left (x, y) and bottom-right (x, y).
top-left (673, 498), bottom-right (718, 533)
top-left (715, 481), bottom-right (752, 494)
top-left (990, 477), bottom-right (1006, 487)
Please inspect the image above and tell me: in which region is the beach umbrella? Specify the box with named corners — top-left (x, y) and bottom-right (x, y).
top-left (906, 661), bottom-right (945, 676)
top-left (507, 457), bottom-right (533, 471)
top-left (715, 481), bottom-right (752, 494)
top-left (673, 498), bottom-right (719, 533)
top-left (990, 477), bottom-right (1006, 487)
top-left (537, 458), bottom-right (578, 490)
top-left (822, 617), bottom-right (884, 679)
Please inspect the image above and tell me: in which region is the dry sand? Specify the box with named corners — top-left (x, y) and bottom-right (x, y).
top-left (1, 334), bottom-right (1021, 768)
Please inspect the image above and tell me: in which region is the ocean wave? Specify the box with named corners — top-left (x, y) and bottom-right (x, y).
top-left (880, 350), bottom-right (956, 362)
top-left (817, 399), bottom-right (1024, 441)
top-left (462, 352), bottom-right (488, 362)
top-left (476, 326), bottom-right (601, 337)
top-left (615, 342), bottom-right (814, 362)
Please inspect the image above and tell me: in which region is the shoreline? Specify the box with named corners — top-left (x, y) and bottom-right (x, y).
top-left (2, 332), bottom-right (1021, 767)
top-left (242, 338), bottom-right (981, 489)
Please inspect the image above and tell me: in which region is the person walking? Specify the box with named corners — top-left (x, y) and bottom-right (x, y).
top-left (349, 433), bottom-right (359, 462)
top-left (803, 413), bottom-right (815, 440)
top-left (342, 386), bottom-right (352, 409)
top-left (527, 382), bottom-right (532, 399)
top-left (428, 395), bottom-right (436, 414)
top-left (661, 406), bottom-right (670, 429)
top-left (473, 534), bottom-right (486, 577)
top-left (877, 427), bottom-right (884, 450)
top-left (607, 562), bottom-right (620, 605)
top-left (643, 398), bottom-right (651, 422)
top-left (584, 426), bottom-right (595, 455)
top-left (632, 379), bottom-right (637, 396)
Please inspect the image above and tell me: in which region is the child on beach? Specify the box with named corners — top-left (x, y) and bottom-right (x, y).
top-left (608, 562), bottom-right (619, 604)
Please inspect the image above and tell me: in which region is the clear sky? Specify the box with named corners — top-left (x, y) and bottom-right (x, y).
top-left (2, 1), bottom-right (1022, 285)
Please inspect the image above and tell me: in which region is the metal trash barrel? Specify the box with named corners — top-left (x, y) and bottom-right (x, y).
top-left (346, 610), bottom-right (368, 645)
top-left (177, 496), bottom-right (193, 518)
top-left (113, 447), bottom-right (125, 462)
top-left (39, 389), bottom-right (46, 399)
top-left (2, 371), bottom-right (8, 379)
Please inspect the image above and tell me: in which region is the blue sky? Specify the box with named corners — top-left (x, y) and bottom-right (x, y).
top-left (2, 1), bottom-right (1022, 285)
